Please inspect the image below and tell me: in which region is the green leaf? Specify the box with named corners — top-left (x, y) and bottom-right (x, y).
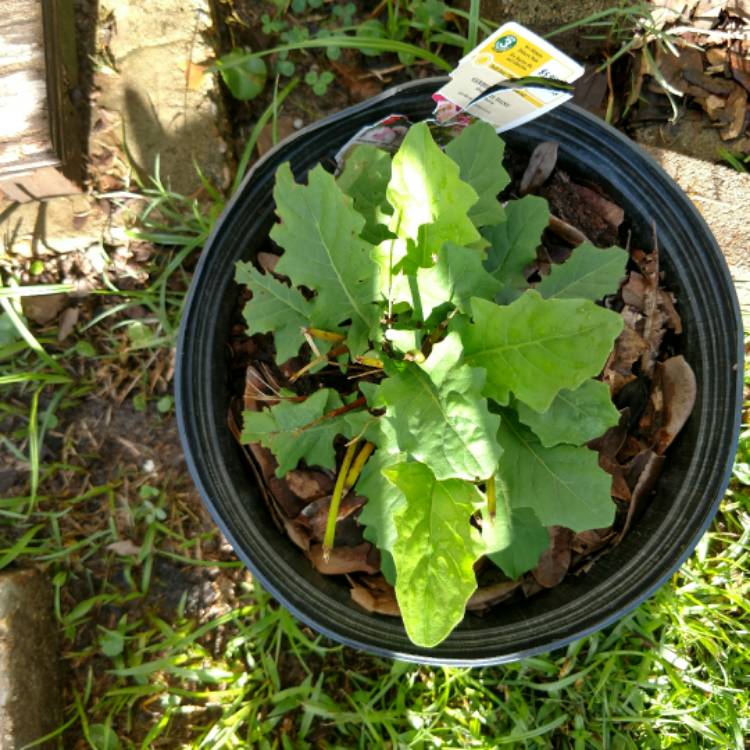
top-left (482, 499), bottom-right (549, 580)
top-left (537, 243), bottom-right (629, 300)
top-left (483, 195), bottom-right (549, 287)
top-left (403, 242), bottom-right (505, 320)
top-left (337, 144), bottom-right (394, 244)
top-left (242, 389), bottom-right (347, 476)
top-left (384, 462), bottom-right (483, 647)
top-left (217, 50), bottom-right (267, 100)
top-left (235, 262), bottom-right (312, 363)
top-left (355, 420), bottom-right (405, 585)
top-left (384, 327), bottom-right (423, 354)
top-left (459, 292), bottom-right (624, 413)
top-left (99, 628), bottom-right (125, 658)
top-left (271, 163), bottom-right (380, 356)
top-left (516, 379), bottom-right (621, 447)
top-left (445, 120), bottom-right (509, 228)
top-left (88, 724), bottom-right (121, 750)
top-left (386, 122), bottom-right (481, 266)
top-left (496, 413), bottom-right (615, 531)
top-left (0, 312), bottom-right (19, 346)
top-left (379, 333), bottom-right (502, 481)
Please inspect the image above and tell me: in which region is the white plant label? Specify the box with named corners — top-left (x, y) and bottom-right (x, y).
top-left (434, 22), bottom-right (585, 132)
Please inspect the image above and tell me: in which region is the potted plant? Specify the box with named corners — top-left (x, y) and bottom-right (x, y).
top-left (176, 78), bottom-right (743, 664)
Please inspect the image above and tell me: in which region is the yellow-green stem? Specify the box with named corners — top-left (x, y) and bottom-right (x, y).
top-left (344, 442), bottom-right (375, 490)
top-left (355, 355), bottom-right (383, 369)
top-left (306, 327), bottom-right (346, 343)
top-left (289, 344), bottom-right (348, 382)
top-left (323, 439), bottom-right (360, 559)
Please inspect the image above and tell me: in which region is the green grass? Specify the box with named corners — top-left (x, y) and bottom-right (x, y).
top-left (1, 5), bottom-right (748, 748)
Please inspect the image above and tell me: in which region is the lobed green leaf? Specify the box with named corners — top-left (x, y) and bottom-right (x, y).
top-left (482, 497), bottom-right (549, 580)
top-left (400, 241), bottom-right (505, 320)
top-left (235, 263), bottom-right (311, 363)
top-left (386, 122), bottom-right (481, 266)
top-left (444, 120), bottom-right (509, 228)
top-left (537, 242), bottom-right (629, 301)
top-left (516, 380), bottom-right (621, 448)
top-left (496, 412), bottom-right (615, 532)
top-left (336, 144), bottom-right (394, 244)
top-left (354, 418), bottom-right (405, 585)
top-left (384, 462), bottom-right (484, 647)
top-left (379, 332), bottom-right (502, 481)
top-left (242, 389), bottom-right (349, 477)
top-left (459, 292), bottom-right (624, 413)
top-left (483, 195), bottom-right (549, 289)
top-left (271, 163), bottom-right (381, 356)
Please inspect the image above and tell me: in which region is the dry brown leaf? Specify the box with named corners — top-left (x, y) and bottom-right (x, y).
top-left (247, 442), bottom-right (306, 518)
top-left (729, 47), bottom-right (750, 92)
top-left (297, 493), bottom-right (366, 541)
top-left (309, 543), bottom-right (380, 575)
top-left (705, 47), bottom-right (728, 67)
top-left (257, 252), bottom-right (280, 274)
top-left (633, 251), bottom-right (667, 376)
top-left (590, 407), bottom-right (630, 456)
top-left (349, 580), bottom-right (400, 616)
top-left (576, 185), bottom-right (625, 231)
top-left (654, 355), bottom-right (698, 453)
top-left (653, 48), bottom-right (696, 95)
top-left (720, 85), bottom-right (748, 140)
top-left (57, 306), bottom-right (79, 342)
top-left (467, 580), bottom-right (522, 611)
top-left (610, 464), bottom-right (633, 502)
top-left (658, 290), bottom-right (683, 334)
top-left (622, 272), bottom-right (648, 309)
top-left (520, 141), bottom-right (559, 195)
top-left (620, 450), bottom-right (666, 538)
top-left (703, 93), bottom-right (727, 120)
top-left (571, 66), bottom-right (608, 117)
top-left (603, 327), bottom-right (649, 395)
top-left (571, 528), bottom-right (615, 556)
top-left (285, 518), bottom-right (311, 552)
top-left (683, 68), bottom-right (736, 96)
top-left (21, 293), bottom-right (68, 325)
top-left (532, 527), bottom-right (574, 588)
top-left (330, 60), bottom-right (383, 101)
top-left (548, 214), bottom-right (589, 247)
top-left (286, 469), bottom-right (334, 502)
top-left (107, 539), bottom-right (141, 556)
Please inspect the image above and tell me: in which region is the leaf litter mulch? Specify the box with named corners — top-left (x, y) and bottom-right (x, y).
top-left (228, 134), bottom-right (697, 619)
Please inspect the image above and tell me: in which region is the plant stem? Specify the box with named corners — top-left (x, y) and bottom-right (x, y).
top-left (355, 355), bottom-right (383, 368)
top-left (486, 475), bottom-right (496, 519)
top-left (297, 396), bottom-right (367, 433)
top-left (306, 327), bottom-right (346, 343)
top-left (345, 442), bottom-right (375, 490)
top-left (289, 344), bottom-right (348, 382)
top-left (323, 439), bottom-right (360, 559)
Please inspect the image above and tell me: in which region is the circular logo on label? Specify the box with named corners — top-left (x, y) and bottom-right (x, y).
top-left (494, 34), bottom-right (517, 52)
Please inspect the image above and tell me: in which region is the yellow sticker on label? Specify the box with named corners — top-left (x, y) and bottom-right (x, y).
top-left (476, 31), bottom-right (552, 78)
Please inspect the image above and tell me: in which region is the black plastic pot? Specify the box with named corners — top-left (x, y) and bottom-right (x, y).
top-left (176, 78), bottom-right (744, 666)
